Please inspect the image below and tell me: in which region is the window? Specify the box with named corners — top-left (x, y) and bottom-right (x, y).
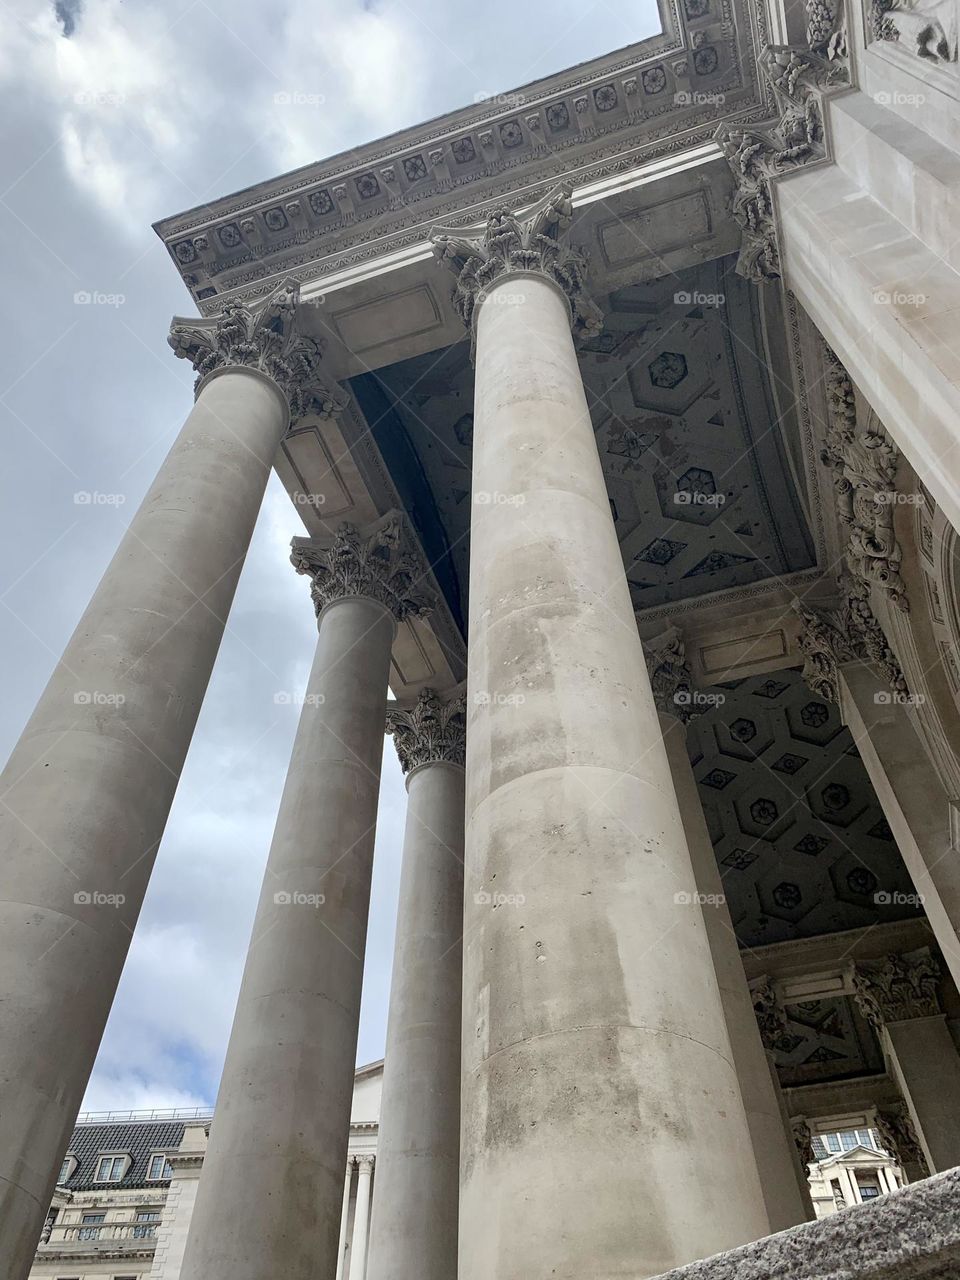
top-left (78, 1212), bottom-right (105, 1241)
top-left (95, 1154), bottom-right (128, 1182)
top-left (57, 1154), bottom-right (77, 1184)
top-left (133, 1209), bottom-right (161, 1239)
top-left (825, 1133), bottom-right (841, 1153)
top-left (147, 1152), bottom-right (174, 1180)
top-left (857, 1175), bottom-right (882, 1201)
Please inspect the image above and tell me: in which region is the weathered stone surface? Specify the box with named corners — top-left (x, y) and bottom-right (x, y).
top-left (651, 1169), bottom-right (960, 1279)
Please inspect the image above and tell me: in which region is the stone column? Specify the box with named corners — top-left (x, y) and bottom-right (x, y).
top-left (366, 688), bottom-right (465, 1280)
top-left (335, 1160), bottom-right (355, 1280)
top-left (853, 949), bottom-right (960, 1172)
top-left (178, 515), bottom-right (428, 1280)
top-left (348, 1156), bottom-right (375, 1280)
top-left (649, 636), bottom-right (813, 1232)
top-left (431, 188), bottom-right (768, 1280)
top-left (0, 280), bottom-right (337, 1280)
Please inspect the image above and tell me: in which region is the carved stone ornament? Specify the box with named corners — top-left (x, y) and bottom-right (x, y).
top-left (851, 947), bottom-right (943, 1030)
top-left (821, 347), bottom-right (908, 610)
top-left (869, 0), bottom-right (958, 64)
top-left (643, 626), bottom-right (697, 723)
top-left (751, 975), bottom-right (796, 1054)
top-left (386, 686), bottom-right (467, 774)
top-left (792, 1115), bottom-right (817, 1168)
top-left (429, 184), bottom-right (603, 360)
top-left (792, 578), bottom-right (908, 704)
top-left (168, 277), bottom-right (344, 423)
top-left (716, 40), bottom-right (848, 282)
top-left (806, 0), bottom-right (848, 58)
top-left (875, 1103), bottom-right (929, 1175)
top-left (290, 512), bottom-right (432, 622)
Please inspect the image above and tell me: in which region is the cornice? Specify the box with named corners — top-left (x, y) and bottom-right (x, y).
top-left (154, 0), bottom-right (773, 312)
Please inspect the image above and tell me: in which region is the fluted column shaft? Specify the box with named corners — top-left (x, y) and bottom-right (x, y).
top-left (180, 516), bottom-right (425, 1280)
top-left (0, 361), bottom-right (289, 1280)
top-left (367, 689), bottom-right (465, 1280)
top-left (348, 1157), bottom-right (375, 1280)
top-left (434, 189), bottom-right (768, 1280)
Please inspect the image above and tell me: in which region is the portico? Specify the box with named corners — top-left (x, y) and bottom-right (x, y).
top-left (4, 0), bottom-right (960, 1276)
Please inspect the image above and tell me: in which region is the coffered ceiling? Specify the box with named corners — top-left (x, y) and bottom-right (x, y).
top-left (689, 668), bottom-right (924, 951)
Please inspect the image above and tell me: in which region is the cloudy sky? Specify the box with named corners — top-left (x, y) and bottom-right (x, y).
top-left (0, 0), bottom-right (660, 1112)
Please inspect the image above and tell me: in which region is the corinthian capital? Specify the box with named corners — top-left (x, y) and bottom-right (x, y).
top-left (851, 948), bottom-right (942, 1030)
top-left (386, 686), bottom-right (467, 774)
top-left (291, 513), bottom-right (432, 622)
top-left (429, 185), bottom-right (602, 357)
top-left (874, 1104), bottom-right (928, 1174)
top-left (792, 579), bottom-right (907, 704)
top-left (168, 278), bottom-right (343, 424)
top-left (643, 627), bottom-right (697, 723)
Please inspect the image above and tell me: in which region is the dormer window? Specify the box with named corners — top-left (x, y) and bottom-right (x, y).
top-left (94, 1153), bottom-right (130, 1182)
top-left (147, 1153), bottom-right (174, 1180)
top-left (57, 1154), bottom-right (78, 1183)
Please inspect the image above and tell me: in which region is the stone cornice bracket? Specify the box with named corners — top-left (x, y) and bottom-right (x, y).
top-left (386, 685), bottom-right (467, 774)
top-left (851, 947), bottom-right (943, 1030)
top-left (643, 625), bottom-right (698, 723)
top-left (716, 44), bottom-right (848, 282)
top-left (875, 1103), bottom-right (929, 1174)
top-left (290, 511), bottom-right (433, 623)
top-left (821, 346), bottom-right (908, 610)
top-left (792, 581), bottom-right (908, 704)
top-left (750, 975), bottom-right (797, 1054)
top-left (429, 184), bottom-right (603, 362)
top-left (168, 277), bottom-right (345, 425)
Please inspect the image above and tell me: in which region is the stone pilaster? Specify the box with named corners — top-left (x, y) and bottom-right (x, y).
top-left (851, 948), bottom-right (960, 1172)
top-left (367, 686), bottom-right (465, 1280)
top-left (432, 190), bottom-right (768, 1280)
top-left (179, 516), bottom-right (428, 1280)
top-left (0, 279), bottom-right (326, 1280)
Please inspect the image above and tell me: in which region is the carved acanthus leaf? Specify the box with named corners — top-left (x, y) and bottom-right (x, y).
top-left (791, 1116), bottom-right (816, 1167)
top-left (290, 513), bottom-right (432, 621)
top-left (875, 1104), bottom-right (929, 1174)
top-left (168, 278), bottom-right (344, 423)
top-left (716, 45), bottom-right (847, 282)
top-left (750, 976), bottom-right (796, 1054)
top-left (822, 347), bottom-right (908, 610)
top-left (386, 686), bottom-right (467, 774)
top-left (430, 185), bottom-right (602, 358)
top-left (792, 580), bottom-right (907, 704)
top-left (851, 948), bottom-right (942, 1030)
top-left (643, 626), bottom-right (697, 722)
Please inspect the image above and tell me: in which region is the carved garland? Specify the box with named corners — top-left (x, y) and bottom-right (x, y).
top-left (386, 687), bottom-right (467, 774)
top-left (168, 279), bottom-right (343, 423)
top-left (290, 515), bottom-right (432, 621)
top-left (821, 347), bottom-right (908, 610)
top-left (716, 39), bottom-right (848, 282)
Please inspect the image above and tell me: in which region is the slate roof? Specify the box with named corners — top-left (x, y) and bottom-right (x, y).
top-left (61, 1121), bottom-right (185, 1190)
